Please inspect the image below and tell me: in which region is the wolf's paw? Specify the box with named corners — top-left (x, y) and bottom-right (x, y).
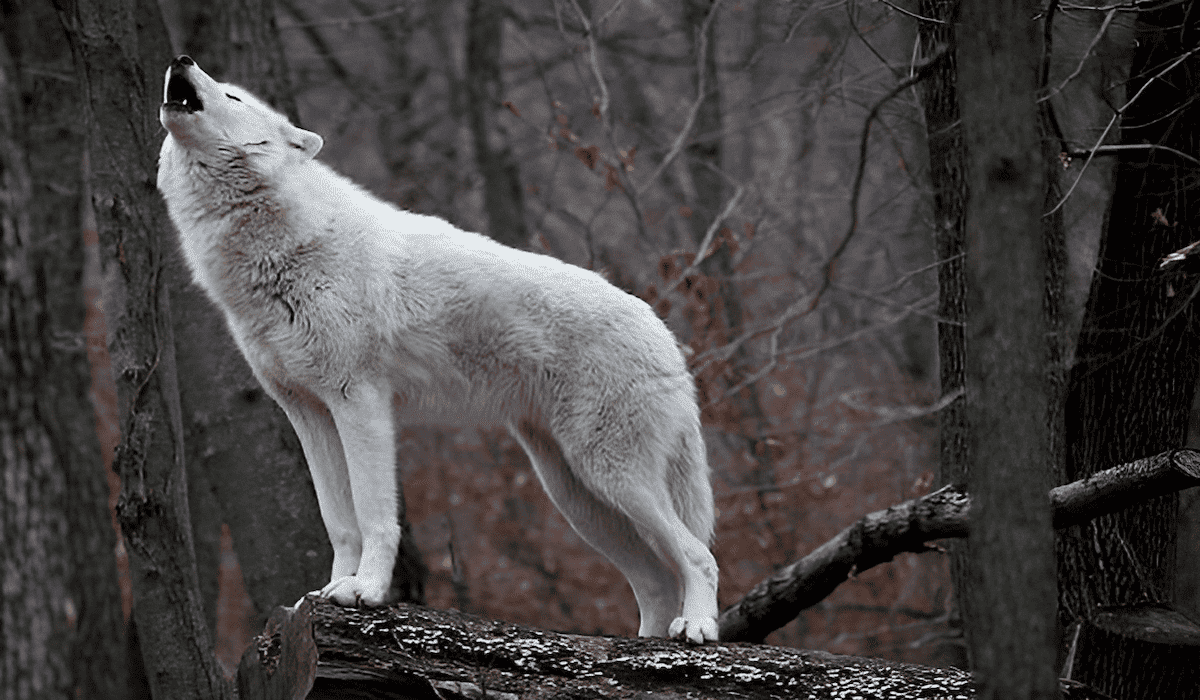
top-left (316, 575), bottom-right (389, 607)
top-left (668, 615), bottom-right (719, 644)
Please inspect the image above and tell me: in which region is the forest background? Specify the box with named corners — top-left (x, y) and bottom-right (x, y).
top-left (3, 0), bottom-right (1200, 695)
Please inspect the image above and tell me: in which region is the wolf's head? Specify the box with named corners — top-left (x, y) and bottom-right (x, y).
top-left (159, 56), bottom-right (323, 184)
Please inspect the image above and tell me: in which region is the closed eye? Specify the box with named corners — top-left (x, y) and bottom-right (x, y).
top-left (226, 93), bottom-right (242, 102)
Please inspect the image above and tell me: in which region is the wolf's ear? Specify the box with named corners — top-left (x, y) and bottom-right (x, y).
top-left (287, 126), bottom-right (323, 160)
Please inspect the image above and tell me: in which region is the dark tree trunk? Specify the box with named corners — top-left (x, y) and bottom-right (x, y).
top-left (916, 0), bottom-right (970, 669)
top-left (55, 0), bottom-right (231, 696)
top-left (0, 6), bottom-right (126, 696)
top-left (1066, 606), bottom-right (1200, 698)
top-left (917, 0), bottom-right (968, 496)
top-left (1060, 3), bottom-right (1200, 696)
top-left (957, 0), bottom-right (1059, 697)
top-left (466, 0), bottom-right (529, 249)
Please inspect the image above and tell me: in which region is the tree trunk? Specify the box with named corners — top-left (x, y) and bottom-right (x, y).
top-left (1, 7), bottom-right (126, 695)
top-left (1066, 606), bottom-right (1200, 699)
top-left (466, 0), bottom-right (529, 249)
top-left (55, 0), bottom-right (231, 696)
top-left (916, 0), bottom-right (970, 669)
top-left (1061, 0), bottom-right (1200, 615)
top-left (957, 1), bottom-right (1059, 697)
top-left (1060, 4), bottom-right (1200, 696)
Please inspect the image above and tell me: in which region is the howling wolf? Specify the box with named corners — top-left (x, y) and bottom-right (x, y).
top-left (156, 55), bottom-right (719, 643)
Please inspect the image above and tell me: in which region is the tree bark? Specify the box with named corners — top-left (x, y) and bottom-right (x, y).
top-left (957, 1), bottom-right (1059, 697)
top-left (916, 0), bottom-right (971, 668)
top-left (1, 15), bottom-right (122, 699)
top-left (1, 3), bottom-right (128, 698)
top-left (1061, 0), bottom-right (1200, 617)
top-left (1060, 5), bottom-right (1200, 697)
top-left (55, 0), bottom-right (231, 695)
top-left (1065, 606), bottom-right (1200, 699)
top-left (245, 597), bottom-right (978, 700)
top-left (238, 596), bottom-right (1128, 700)
top-left (466, 0), bottom-right (529, 249)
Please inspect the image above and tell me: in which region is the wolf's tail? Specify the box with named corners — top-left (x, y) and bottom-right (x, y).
top-left (666, 424), bottom-right (715, 546)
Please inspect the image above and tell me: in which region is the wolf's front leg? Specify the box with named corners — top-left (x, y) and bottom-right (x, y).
top-left (320, 381), bottom-right (401, 607)
top-left (269, 383), bottom-right (363, 586)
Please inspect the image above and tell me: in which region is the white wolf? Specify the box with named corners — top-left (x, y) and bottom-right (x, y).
top-left (156, 56), bottom-right (719, 643)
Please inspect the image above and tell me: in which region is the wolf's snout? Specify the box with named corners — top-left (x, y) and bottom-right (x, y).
top-left (164, 57), bottom-right (203, 114)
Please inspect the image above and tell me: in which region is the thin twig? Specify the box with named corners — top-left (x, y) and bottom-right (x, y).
top-left (874, 0), bottom-right (947, 25)
top-left (1039, 8), bottom-right (1117, 103)
top-left (820, 49), bottom-right (950, 314)
top-left (665, 185), bottom-right (746, 295)
top-left (596, 0), bottom-right (625, 28)
top-left (636, 0), bottom-right (725, 197)
top-left (1045, 43), bottom-right (1200, 217)
top-left (567, 0), bottom-right (610, 124)
top-left (1066, 143), bottom-right (1200, 167)
top-left (692, 54), bottom-right (947, 395)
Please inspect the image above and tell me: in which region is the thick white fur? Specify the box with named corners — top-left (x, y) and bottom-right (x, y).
top-left (156, 57), bottom-right (719, 642)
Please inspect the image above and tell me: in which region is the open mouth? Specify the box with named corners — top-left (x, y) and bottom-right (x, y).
top-left (164, 72), bottom-right (203, 113)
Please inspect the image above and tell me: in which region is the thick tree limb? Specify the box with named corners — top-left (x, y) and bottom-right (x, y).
top-left (718, 448), bottom-right (1200, 643)
top-left (241, 597), bottom-right (976, 699)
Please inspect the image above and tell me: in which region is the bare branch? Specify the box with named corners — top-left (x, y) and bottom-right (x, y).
top-left (718, 449), bottom-right (1200, 643)
top-left (635, 0), bottom-right (725, 197)
top-left (1066, 143), bottom-right (1200, 168)
top-left (690, 51), bottom-right (948, 393)
top-left (566, 0), bottom-right (610, 124)
top-left (1039, 8), bottom-right (1118, 104)
top-left (874, 0), bottom-right (947, 24)
top-left (1046, 43), bottom-right (1200, 217)
top-left (665, 185), bottom-right (746, 295)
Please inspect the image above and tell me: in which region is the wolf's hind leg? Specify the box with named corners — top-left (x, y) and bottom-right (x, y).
top-left (319, 381), bottom-right (401, 607)
top-left (551, 422), bottom-right (718, 643)
top-left (511, 421), bottom-right (684, 638)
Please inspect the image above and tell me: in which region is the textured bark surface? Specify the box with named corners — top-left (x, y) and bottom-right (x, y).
top-left (1067, 606), bottom-right (1200, 699)
top-left (1, 3), bottom-right (125, 697)
top-left (295, 598), bottom-right (977, 700)
top-left (238, 597), bottom-right (1127, 699)
top-left (56, 0), bottom-right (230, 695)
top-left (1060, 0), bottom-right (1200, 623)
top-left (1, 28), bottom-right (74, 698)
top-left (957, 1), bottom-right (1059, 696)
top-left (916, 0), bottom-right (971, 669)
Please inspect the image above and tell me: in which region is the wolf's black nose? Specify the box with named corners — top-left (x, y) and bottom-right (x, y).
top-left (172, 55), bottom-right (194, 68)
